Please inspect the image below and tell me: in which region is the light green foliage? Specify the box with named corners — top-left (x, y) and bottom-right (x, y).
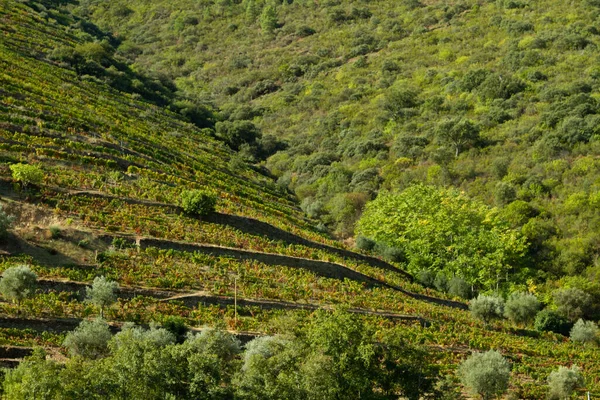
top-left (570, 319), bottom-right (599, 345)
top-left (470, 295), bottom-right (505, 324)
top-left (63, 318), bottom-right (112, 359)
top-left (553, 288), bottom-right (592, 321)
top-left (259, 5), bottom-right (278, 33)
top-left (9, 163), bottom-right (43, 188)
top-left (504, 292), bottom-right (540, 326)
top-left (180, 189), bottom-right (218, 216)
top-left (2, 349), bottom-right (63, 400)
top-left (357, 185), bottom-right (527, 289)
top-left (0, 265), bottom-right (37, 305)
top-left (0, 205), bottom-right (14, 240)
top-left (85, 276), bottom-right (118, 317)
top-left (458, 350), bottom-right (510, 400)
top-left (547, 365), bottom-right (584, 400)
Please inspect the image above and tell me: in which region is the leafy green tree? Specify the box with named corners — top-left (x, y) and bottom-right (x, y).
top-left (260, 5), bottom-right (278, 33)
top-left (436, 118), bottom-right (480, 157)
top-left (180, 189), bottom-right (218, 217)
top-left (470, 295), bottom-right (505, 324)
top-left (554, 288), bottom-right (592, 321)
top-left (9, 163), bottom-right (44, 188)
top-left (85, 276), bottom-right (118, 317)
top-left (504, 292), bottom-right (540, 326)
top-left (63, 318), bottom-right (112, 359)
top-left (570, 319), bottom-right (599, 345)
top-left (0, 265), bottom-right (37, 306)
top-left (458, 350), bottom-right (510, 400)
top-left (0, 205), bottom-right (14, 240)
top-left (534, 310), bottom-right (572, 336)
top-left (547, 365), bottom-right (584, 400)
top-left (234, 335), bottom-right (303, 400)
top-left (2, 349), bottom-right (63, 400)
top-left (357, 185), bottom-right (527, 289)
top-left (215, 120), bottom-right (261, 151)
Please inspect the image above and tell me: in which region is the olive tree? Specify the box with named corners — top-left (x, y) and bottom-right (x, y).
top-left (547, 365), bottom-right (584, 400)
top-left (458, 350), bottom-right (510, 400)
top-left (504, 292), bottom-right (540, 326)
top-left (85, 276), bottom-right (118, 317)
top-left (63, 318), bottom-right (112, 359)
top-left (470, 295), bottom-right (505, 324)
top-left (553, 288), bottom-right (591, 321)
top-left (0, 265), bottom-right (37, 306)
top-left (570, 319), bottom-right (599, 345)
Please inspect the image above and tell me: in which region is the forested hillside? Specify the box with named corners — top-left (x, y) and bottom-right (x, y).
top-left (2, 0), bottom-right (600, 398)
top-left (70, 0), bottom-right (600, 288)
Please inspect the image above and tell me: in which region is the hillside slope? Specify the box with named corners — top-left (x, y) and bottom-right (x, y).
top-left (1, 1), bottom-right (600, 398)
top-left (75, 0), bottom-right (600, 281)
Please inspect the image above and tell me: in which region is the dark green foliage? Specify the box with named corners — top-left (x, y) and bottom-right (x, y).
top-left (355, 235), bottom-right (376, 251)
top-left (180, 189), bottom-right (218, 217)
top-left (215, 120), bottom-right (261, 151)
top-left (534, 310), bottom-right (573, 336)
top-left (161, 316), bottom-right (189, 343)
top-left (416, 269), bottom-right (435, 288)
top-left (0, 206), bottom-right (14, 240)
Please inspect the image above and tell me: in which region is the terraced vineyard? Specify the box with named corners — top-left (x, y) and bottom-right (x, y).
top-left (1, 1), bottom-right (600, 398)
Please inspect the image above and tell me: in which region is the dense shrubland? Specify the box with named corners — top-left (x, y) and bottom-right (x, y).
top-left (65, 0), bottom-right (600, 298)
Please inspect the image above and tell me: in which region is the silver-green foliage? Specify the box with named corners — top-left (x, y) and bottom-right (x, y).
top-left (85, 276), bottom-right (118, 317)
top-left (469, 295), bottom-right (505, 324)
top-left (553, 288), bottom-right (592, 321)
top-left (458, 350), bottom-right (510, 400)
top-left (547, 365), bottom-right (584, 400)
top-left (504, 292), bottom-right (540, 325)
top-left (0, 265), bottom-right (37, 305)
top-left (570, 319), bottom-right (599, 345)
top-left (63, 318), bottom-right (112, 359)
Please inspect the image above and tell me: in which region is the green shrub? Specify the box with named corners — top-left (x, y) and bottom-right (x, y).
top-left (0, 265), bottom-right (37, 306)
top-left (547, 365), bottom-right (584, 400)
top-left (504, 292), bottom-right (540, 326)
top-left (434, 272), bottom-right (449, 292)
top-left (355, 235), bottom-right (376, 251)
top-left (553, 287), bottom-right (592, 321)
top-left (470, 295), bottom-right (505, 324)
top-left (9, 163), bottom-right (44, 188)
top-left (180, 189), bottom-right (218, 216)
top-left (448, 277), bottom-right (471, 299)
top-left (534, 310), bottom-right (573, 336)
top-left (458, 350), bottom-right (510, 400)
top-left (570, 319), bottom-right (599, 345)
top-left (63, 318), bottom-right (112, 359)
top-left (416, 269), bottom-right (435, 288)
